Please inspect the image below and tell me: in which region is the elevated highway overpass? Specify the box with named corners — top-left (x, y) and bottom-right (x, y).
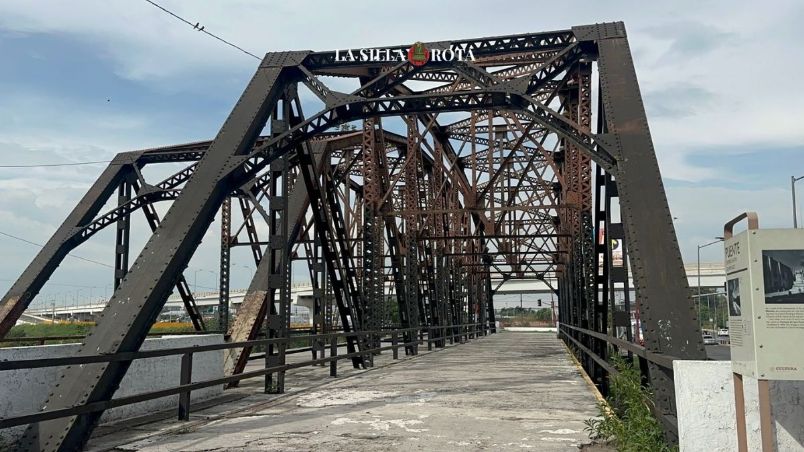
top-left (24, 263), bottom-right (726, 322)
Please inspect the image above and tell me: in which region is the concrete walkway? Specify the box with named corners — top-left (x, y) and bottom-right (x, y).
top-left (88, 331), bottom-right (601, 451)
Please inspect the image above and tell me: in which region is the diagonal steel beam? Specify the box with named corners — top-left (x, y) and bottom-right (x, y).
top-left (19, 53), bottom-right (303, 451)
top-left (0, 161), bottom-right (128, 337)
top-left (584, 21), bottom-right (705, 439)
top-left (224, 143), bottom-right (327, 378)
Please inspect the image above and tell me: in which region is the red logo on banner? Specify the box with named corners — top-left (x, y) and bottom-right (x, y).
top-left (407, 42), bottom-right (430, 67)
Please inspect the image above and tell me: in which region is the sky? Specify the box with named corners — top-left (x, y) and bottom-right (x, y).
top-left (1, 1), bottom-right (803, 307)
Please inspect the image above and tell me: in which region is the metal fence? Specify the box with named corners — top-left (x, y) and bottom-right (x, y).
top-left (558, 323), bottom-right (680, 434)
top-left (0, 322), bottom-right (484, 429)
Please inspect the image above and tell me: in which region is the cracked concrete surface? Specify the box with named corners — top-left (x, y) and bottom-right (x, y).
top-left (87, 332), bottom-right (600, 451)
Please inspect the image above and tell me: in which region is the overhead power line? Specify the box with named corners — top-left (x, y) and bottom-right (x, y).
top-left (0, 160), bottom-right (111, 168)
top-left (0, 3), bottom-right (261, 170)
top-left (0, 231), bottom-right (114, 269)
top-left (143, 0), bottom-right (261, 60)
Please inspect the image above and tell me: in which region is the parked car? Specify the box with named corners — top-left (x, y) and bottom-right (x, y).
top-left (717, 329), bottom-right (729, 337)
top-left (702, 334), bottom-right (717, 345)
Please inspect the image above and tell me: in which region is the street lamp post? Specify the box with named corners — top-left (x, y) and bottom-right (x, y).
top-left (207, 270), bottom-right (218, 291)
top-left (698, 237), bottom-right (724, 333)
top-left (192, 269), bottom-right (203, 293)
top-left (792, 175), bottom-right (804, 228)
top-left (192, 268), bottom-right (218, 293)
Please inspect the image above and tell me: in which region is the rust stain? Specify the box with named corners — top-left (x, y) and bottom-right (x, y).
top-left (224, 290), bottom-right (269, 379)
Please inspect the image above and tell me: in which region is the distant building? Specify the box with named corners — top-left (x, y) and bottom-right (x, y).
top-left (24, 264), bottom-right (725, 325)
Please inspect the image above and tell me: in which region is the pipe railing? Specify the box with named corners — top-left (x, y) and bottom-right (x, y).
top-left (557, 322), bottom-right (682, 435)
top-left (0, 322), bottom-right (486, 429)
top-left (0, 327), bottom-right (323, 347)
top-left (558, 323), bottom-right (678, 369)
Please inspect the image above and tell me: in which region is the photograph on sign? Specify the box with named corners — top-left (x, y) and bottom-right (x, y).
top-left (596, 228), bottom-right (624, 268)
top-left (611, 239), bottom-right (623, 267)
top-left (762, 250), bottom-right (804, 304)
top-left (727, 277), bottom-right (741, 316)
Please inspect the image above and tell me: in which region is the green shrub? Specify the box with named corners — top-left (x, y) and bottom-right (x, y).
top-left (2, 321), bottom-right (197, 347)
top-left (0, 322), bottom-right (95, 346)
top-left (585, 354), bottom-right (675, 452)
top-left (149, 322), bottom-right (196, 334)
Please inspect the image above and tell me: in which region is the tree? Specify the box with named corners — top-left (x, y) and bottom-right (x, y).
top-left (534, 308), bottom-right (552, 321)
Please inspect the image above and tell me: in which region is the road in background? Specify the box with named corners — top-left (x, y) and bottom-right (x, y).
top-left (706, 344), bottom-right (730, 361)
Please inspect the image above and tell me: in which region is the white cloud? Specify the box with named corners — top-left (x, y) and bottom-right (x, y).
top-left (1, 1), bottom-right (801, 169)
top-left (668, 185), bottom-right (792, 261)
top-left (0, 89), bottom-right (159, 153)
top-left (1, 0), bottom-right (803, 300)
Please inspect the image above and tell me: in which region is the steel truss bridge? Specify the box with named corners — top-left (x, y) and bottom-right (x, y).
top-left (0, 22), bottom-right (705, 451)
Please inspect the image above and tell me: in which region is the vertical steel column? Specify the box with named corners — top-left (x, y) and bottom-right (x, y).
top-left (476, 247), bottom-right (488, 336)
top-left (583, 22), bottom-right (706, 438)
top-left (265, 152), bottom-right (290, 394)
top-left (18, 53), bottom-right (297, 451)
top-left (430, 139), bottom-right (447, 344)
top-left (554, 148), bottom-right (575, 341)
top-left (302, 226), bottom-right (325, 361)
top-left (455, 261), bottom-right (466, 340)
top-left (374, 125), bottom-right (406, 334)
top-left (593, 164), bottom-right (610, 394)
top-left (313, 233), bottom-right (325, 359)
top-left (420, 238), bottom-right (436, 329)
top-left (264, 90), bottom-right (295, 394)
top-left (467, 239), bottom-right (479, 337)
top-left (323, 252), bottom-right (335, 333)
top-left (218, 197), bottom-right (231, 332)
top-left (361, 118), bottom-right (383, 360)
top-left (402, 117), bottom-right (422, 354)
top-left (483, 253), bottom-right (496, 334)
top-left (320, 166), bottom-right (335, 336)
top-left (287, 89), bottom-right (366, 368)
top-left (448, 257), bottom-right (460, 341)
top-left (576, 62), bottom-right (597, 377)
top-left (555, 60), bottom-right (594, 372)
top-left (113, 180), bottom-right (131, 290)
top-left (296, 138), bottom-right (365, 368)
top-left (446, 195), bottom-right (460, 341)
top-left (434, 250), bottom-right (447, 347)
top-left (224, 146), bottom-right (326, 377)
top-left (416, 160), bottom-right (431, 330)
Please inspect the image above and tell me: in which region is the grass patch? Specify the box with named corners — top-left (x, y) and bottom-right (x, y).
top-left (1, 322), bottom-right (95, 346)
top-left (150, 322), bottom-right (196, 334)
top-left (584, 354), bottom-right (675, 452)
top-left (1, 321), bottom-right (200, 347)
top-left (2, 320), bottom-right (315, 348)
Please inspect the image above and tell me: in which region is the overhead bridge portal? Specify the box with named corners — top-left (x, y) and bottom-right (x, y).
top-left (0, 21), bottom-right (704, 451)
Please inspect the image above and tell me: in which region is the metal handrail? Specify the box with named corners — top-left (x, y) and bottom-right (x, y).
top-left (558, 323), bottom-right (678, 369)
top-left (558, 323), bottom-right (683, 437)
top-left (0, 327), bottom-right (318, 346)
top-left (0, 322), bottom-right (485, 429)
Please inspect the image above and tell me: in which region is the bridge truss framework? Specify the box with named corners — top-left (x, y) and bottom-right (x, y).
top-left (0, 22), bottom-right (705, 451)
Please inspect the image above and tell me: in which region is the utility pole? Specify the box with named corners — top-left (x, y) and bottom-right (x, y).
top-left (792, 175), bottom-right (804, 228)
top-left (697, 237), bottom-right (724, 333)
top-left (551, 300), bottom-right (556, 326)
